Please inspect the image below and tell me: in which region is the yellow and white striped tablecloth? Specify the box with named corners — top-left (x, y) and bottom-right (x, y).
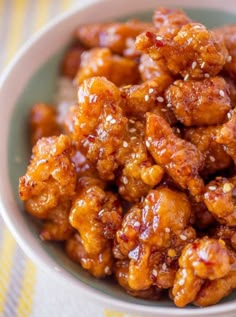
top-left (0, 1), bottom-right (138, 316)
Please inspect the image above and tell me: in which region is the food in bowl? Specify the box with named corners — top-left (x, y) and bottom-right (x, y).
top-left (18, 6), bottom-right (236, 307)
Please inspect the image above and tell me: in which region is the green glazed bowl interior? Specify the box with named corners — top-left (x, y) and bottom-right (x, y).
top-left (4, 3), bottom-right (236, 316)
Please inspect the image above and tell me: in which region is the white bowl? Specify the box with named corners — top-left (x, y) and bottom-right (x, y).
top-left (1, 0), bottom-right (236, 316)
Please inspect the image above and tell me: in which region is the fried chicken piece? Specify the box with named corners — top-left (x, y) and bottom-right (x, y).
top-left (153, 7), bottom-right (191, 38)
top-left (66, 233), bottom-right (114, 278)
top-left (146, 113), bottom-right (204, 196)
top-left (30, 103), bottom-right (61, 145)
top-left (19, 135), bottom-right (77, 217)
top-left (75, 48), bottom-right (140, 86)
top-left (194, 250), bottom-right (236, 307)
top-left (136, 23), bottom-right (228, 79)
top-left (214, 25), bottom-right (236, 78)
top-left (120, 78), bottom-right (176, 125)
top-left (61, 44), bottom-right (85, 79)
top-left (64, 77), bottom-right (127, 181)
top-left (216, 108), bottom-right (236, 163)
top-left (166, 77), bottom-right (231, 126)
top-left (76, 20), bottom-right (153, 55)
top-left (172, 237), bottom-right (231, 307)
top-left (204, 176), bottom-right (236, 226)
top-left (115, 187), bottom-right (196, 291)
top-left (68, 177), bottom-right (122, 277)
top-left (40, 200), bottom-right (74, 241)
top-left (184, 126), bottom-right (232, 176)
top-left (116, 118), bottom-right (164, 202)
top-left (115, 260), bottom-right (163, 299)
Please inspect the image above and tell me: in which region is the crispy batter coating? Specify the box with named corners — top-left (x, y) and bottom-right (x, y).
top-left (120, 79), bottom-right (176, 125)
top-left (172, 237), bottom-right (231, 307)
top-left (76, 20), bottom-right (153, 55)
top-left (40, 200), bottom-right (74, 241)
top-left (65, 77), bottom-right (127, 180)
top-left (61, 44), bottom-right (85, 79)
top-left (30, 103), bottom-right (61, 145)
top-left (136, 23), bottom-right (228, 79)
top-left (204, 176), bottom-right (236, 226)
top-left (115, 187), bottom-right (195, 291)
top-left (115, 260), bottom-right (163, 299)
top-left (65, 233), bottom-right (113, 278)
top-left (116, 118), bottom-right (164, 202)
top-left (184, 126), bottom-right (232, 176)
top-left (214, 25), bottom-right (236, 78)
top-left (194, 250), bottom-right (236, 307)
top-left (72, 150), bottom-right (98, 178)
top-left (153, 7), bottom-right (191, 38)
top-left (75, 48), bottom-right (140, 86)
top-left (19, 135), bottom-right (76, 218)
top-left (68, 177), bottom-right (122, 277)
top-left (211, 225), bottom-right (236, 250)
top-left (165, 77), bottom-right (231, 126)
top-left (146, 113), bottom-right (204, 196)
top-left (194, 270), bottom-right (236, 307)
top-left (139, 54), bottom-right (173, 82)
top-left (216, 108), bottom-right (236, 163)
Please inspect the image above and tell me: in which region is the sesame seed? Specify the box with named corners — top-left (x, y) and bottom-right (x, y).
top-left (131, 136), bottom-right (137, 140)
top-left (179, 279), bottom-right (185, 286)
top-left (157, 96), bottom-right (164, 103)
top-left (133, 221), bottom-right (140, 228)
top-left (123, 141), bottom-right (128, 148)
top-left (129, 128), bottom-right (136, 133)
top-left (106, 115), bottom-right (113, 122)
top-left (227, 112), bottom-right (232, 120)
top-left (146, 140), bottom-right (150, 147)
top-left (193, 25), bottom-right (202, 29)
top-left (223, 183), bottom-right (233, 193)
top-left (156, 36), bottom-right (163, 41)
top-left (161, 108), bottom-right (167, 112)
top-left (167, 103), bottom-right (172, 108)
top-left (105, 266), bottom-right (110, 274)
top-left (152, 269), bottom-right (158, 277)
top-left (201, 62), bottom-right (205, 69)
top-left (227, 56), bottom-right (232, 63)
top-left (204, 73), bottom-right (210, 78)
top-left (110, 119), bottom-right (116, 124)
top-left (176, 128), bottom-right (181, 134)
top-left (123, 177), bottom-right (128, 185)
top-left (209, 185), bottom-right (216, 191)
top-left (165, 227), bottom-right (170, 233)
top-left (140, 196), bottom-right (145, 203)
top-left (219, 90), bottom-right (225, 97)
top-left (129, 119), bottom-right (135, 123)
top-left (149, 88), bottom-right (154, 94)
top-left (184, 74), bottom-right (189, 81)
top-left (192, 61), bottom-right (197, 69)
top-left (162, 263), bottom-right (167, 270)
top-left (144, 95), bottom-right (149, 102)
top-left (180, 234), bottom-right (187, 241)
top-left (209, 156), bottom-right (216, 162)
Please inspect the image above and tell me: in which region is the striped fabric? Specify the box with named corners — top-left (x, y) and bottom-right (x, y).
top-left (0, 1), bottom-right (138, 316)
